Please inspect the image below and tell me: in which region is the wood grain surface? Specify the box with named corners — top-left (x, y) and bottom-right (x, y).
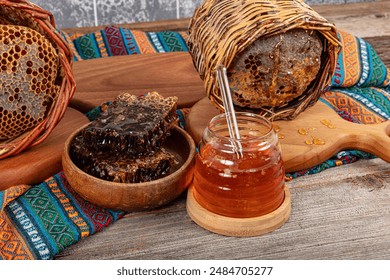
top-left (186, 98), bottom-right (390, 172)
top-left (70, 52), bottom-right (206, 113)
top-left (55, 158), bottom-right (390, 260)
top-left (0, 108), bottom-right (89, 190)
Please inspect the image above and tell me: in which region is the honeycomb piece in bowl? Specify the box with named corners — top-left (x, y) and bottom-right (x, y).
top-left (82, 92), bottom-right (178, 157)
top-left (70, 134), bottom-right (178, 183)
top-left (0, 24), bottom-right (59, 140)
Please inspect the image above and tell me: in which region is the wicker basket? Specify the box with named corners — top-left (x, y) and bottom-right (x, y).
top-left (0, 0), bottom-right (76, 159)
top-left (187, 0), bottom-right (341, 120)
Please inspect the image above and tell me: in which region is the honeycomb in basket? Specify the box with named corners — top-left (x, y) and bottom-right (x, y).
top-left (0, 24), bottom-right (59, 140)
top-left (227, 29), bottom-right (323, 108)
top-left (82, 92), bottom-right (178, 157)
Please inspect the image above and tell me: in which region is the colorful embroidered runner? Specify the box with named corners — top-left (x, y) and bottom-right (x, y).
top-left (0, 173), bottom-right (124, 259)
top-left (61, 26), bottom-right (188, 61)
top-left (0, 28), bottom-right (389, 259)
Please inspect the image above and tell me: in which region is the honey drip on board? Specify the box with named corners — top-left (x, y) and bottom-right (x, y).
top-left (305, 139), bottom-right (313, 145)
top-left (298, 128), bottom-right (308, 135)
top-left (320, 119), bottom-right (336, 129)
top-left (313, 137), bottom-right (325, 145)
top-left (272, 124), bottom-right (284, 139)
top-left (298, 127), bottom-right (326, 146)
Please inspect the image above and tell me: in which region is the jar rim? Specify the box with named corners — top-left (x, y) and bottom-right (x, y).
top-left (206, 111), bottom-right (274, 142)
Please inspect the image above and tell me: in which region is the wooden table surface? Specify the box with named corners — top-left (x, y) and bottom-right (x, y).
top-left (56, 158), bottom-right (390, 260)
top-left (56, 1), bottom-right (390, 260)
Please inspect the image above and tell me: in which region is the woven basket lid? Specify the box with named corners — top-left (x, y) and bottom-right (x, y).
top-left (187, 0), bottom-right (341, 120)
top-left (0, 0), bottom-right (76, 159)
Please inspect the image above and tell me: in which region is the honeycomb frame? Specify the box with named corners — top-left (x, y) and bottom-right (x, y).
top-left (0, 0), bottom-right (75, 159)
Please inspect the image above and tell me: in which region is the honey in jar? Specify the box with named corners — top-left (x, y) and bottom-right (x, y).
top-left (192, 112), bottom-right (285, 218)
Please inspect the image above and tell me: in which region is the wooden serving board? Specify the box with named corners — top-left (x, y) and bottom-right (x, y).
top-left (0, 107), bottom-right (89, 190)
top-left (71, 52), bottom-right (206, 113)
top-left (186, 98), bottom-right (390, 172)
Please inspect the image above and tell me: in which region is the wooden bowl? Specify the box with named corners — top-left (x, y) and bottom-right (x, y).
top-left (62, 125), bottom-right (196, 212)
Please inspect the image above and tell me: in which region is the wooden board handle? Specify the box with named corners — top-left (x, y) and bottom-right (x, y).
top-left (345, 120), bottom-right (390, 163)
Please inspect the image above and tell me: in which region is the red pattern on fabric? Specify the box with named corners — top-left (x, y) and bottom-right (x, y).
top-left (104, 26), bottom-right (127, 56)
top-left (59, 173), bottom-right (120, 233)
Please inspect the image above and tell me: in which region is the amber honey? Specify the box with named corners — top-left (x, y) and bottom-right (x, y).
top-left (192, 112), bottom-right (285, 218)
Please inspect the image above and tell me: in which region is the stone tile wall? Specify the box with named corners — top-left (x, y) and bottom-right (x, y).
top-left (29, 0), bottom-right (374, 29)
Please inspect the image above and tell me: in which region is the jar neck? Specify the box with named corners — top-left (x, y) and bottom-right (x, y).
top-left (203, 112), bottom-right (277, 147)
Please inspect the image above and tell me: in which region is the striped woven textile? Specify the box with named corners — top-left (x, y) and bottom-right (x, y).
top-left (0, 28), bottom-right (389, 259)
top-left (60, 26), bottom-right (188, 61)
top-left (0, 173), bottom-right (124, 259)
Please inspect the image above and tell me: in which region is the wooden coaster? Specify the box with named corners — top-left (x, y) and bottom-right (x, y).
top-left (0, 107), bottom-right (89, 190)
top-left (186, 185), bottom-right (291, 237)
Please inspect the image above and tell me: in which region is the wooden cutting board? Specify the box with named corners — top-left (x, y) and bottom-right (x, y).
top-left (71, 52), bottom-right (206, 113)
top-left (186, 98), bottom-right (390, 172)
top-left (0, 107), bottom-right (89, 190)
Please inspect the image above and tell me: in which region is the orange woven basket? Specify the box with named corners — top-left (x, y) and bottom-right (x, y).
top-left (0, 0), bottom-right (76, 159)
top-left (187, 0), bottom-right (341, 120)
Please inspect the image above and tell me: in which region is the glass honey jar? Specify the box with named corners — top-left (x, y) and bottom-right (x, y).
top-left (192, 112), bottom-right (285, 218)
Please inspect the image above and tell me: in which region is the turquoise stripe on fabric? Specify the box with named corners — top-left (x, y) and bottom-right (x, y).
top-left (357, 38), bottom-right (370, 86)
top-left (53, 174), bottom-right (95, 234)
top-left (107, 209), bottom-right (124, 221)
top-left (6, 200), bottom-right (52, 259)
top-left (21, 185), bottom-right (79, 255)
top-left (145, 32), bottom-right (160, 52)
top-left (358, 87), bottom-right (390, 115)
top-left (42, 179), bottom-right (82, 241)
top-left (17, 194), bottom-right (58, 255)
top-left (74, 33), bottom-right (101, 59)
top-left (38, 186), bottom-right (81, 252)
top-left (176, 109), bottom-right (186, 129)
top-left (331, 33), bottom-right (345, 86)
top-left (318, 97), bottom-right (335, 109)
top-left (156, 32), bottom-right (170, 52)
top-left (378, 87), bottom-right (390, 99)
top-left (120, 28), bottom-right (140, 54)
top-left (174, 32), bottom-right (189, 52)
top-left (338, 88), bottom-right (390, 119)
top-left (0, 191), bottom-right (4, 210)
top-left (91, 33), bottom-right (103, 58)
top-left (364, 40), bottom-right (374, 87)
top-left (101, 30), bottom-right (113, 56)
top-left (47, 175), bottom-right (90, 237)
top-left (366, 43), bottom-right (388, 86)
top-left (147, 32), bottom-right (165, 52)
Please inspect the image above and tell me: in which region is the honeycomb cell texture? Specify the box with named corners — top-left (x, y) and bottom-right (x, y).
top-left (83, 92), bottom-right (178, 157)
top-left (0, 24), bottom-right (59, 140)
top-left (227, 29), bottom-right (323, 108)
